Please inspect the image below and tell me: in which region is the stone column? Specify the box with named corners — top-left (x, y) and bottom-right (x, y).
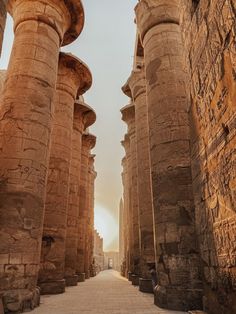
top-left (85, 155), bottom-right (96, 278)
top-left (121, 136), bottom-right (132, 279)
top-left (38, 52), bottom-right (90, 294)
top-left (84, 150), bottom-right (96, 279)
top-left (77, 133), bottom-right (96, 281)
top-left (121, 104), bottom-right (140, 279)
top-left (0, 0), bottom-right (6, 56)
top-left (65, 98), bottom-right (96, 286)
top-left (125, 66), bottom-right (155, 292)
top-left (135, 1), bottom-right (202, 311)
top-left (121, 157), bottom-right (128, 277)
top-left (0, 1), bottom-right (84, 311)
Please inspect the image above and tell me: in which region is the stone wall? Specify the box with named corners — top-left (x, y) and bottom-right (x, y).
top-left (180, 1), bottom-right (236, 313)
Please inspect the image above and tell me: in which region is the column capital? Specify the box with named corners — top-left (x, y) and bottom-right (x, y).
top-left (7, 0), bottom-right (85, 46)
top-left (82, 132), bottom-right (96, 150)
top-left (121, 103), bottom-right (135, 124)
top-left (74, 98), bottom-right (96, 131)
top-left (58, 52), bottom-right (92, 99)
top-left (135, 0), bottom-right (180, 42)
top-left (121, 81), bottom-right (132, 98)
top-left (121, 134), bottom-right (130, 154)
top-left (126, 67), bottom-right (146, 101)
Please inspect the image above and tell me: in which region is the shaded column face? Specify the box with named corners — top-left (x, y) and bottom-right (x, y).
top-left (38, 53), bottom-right (87, 295)
top-left (128, 116), bottom-right (140, 276)
top-left (0, 0), bottom-right (6, 56)
top-left (121, 157), bottom-right (129, 278)
top-left (128, 68), bottom-right (155, 279)
top-left (64, 110), bottom-right (83, 286)
top-left (121, 103), bottom-right (140, 275)
top-left (136, 1), bottom-right (202, 311)
top-left (84, 157), bottom-right (96, 278)
top-left (0, 1), bottom-right (83, 312)
top-left (122, 135), bottom-right (133, 275)
top-left (76, 134), bottom-right (96, 278)
top-left (65, 100), bottom-right (95, 286)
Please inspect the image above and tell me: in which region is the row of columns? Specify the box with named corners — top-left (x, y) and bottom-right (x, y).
top-left (0, 1), bottom-right (97, 312)
top-left (120, 0), bottom-right (202, 312)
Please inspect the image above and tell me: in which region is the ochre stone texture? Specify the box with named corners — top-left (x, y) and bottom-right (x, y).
top-left (0, 0), bottom-right (6, 56)
top-left (38, 52), bottom-right (90, 294)
top-left (119, 198), bottom-right (125, 273)
top-left (84, 154), bottom-right (96, 278)
top-left (93, 230), bottom-right (104, 275)
top-left (180, 1), bottom-right (236, 313)
top-left (65, 98), bottom-right (95, 286)
top-left (121, 104), bottom-right (140, 276)
top-left (0, 69), bottom-right (6, 93)
top-left (0, 0), bottom-right (84, 311)
top-left (121, 156), bottom-right (130, 277)
top-left (135, 0), bottom-right (202, 311)
top-left (125, 64), bottom-right (155, 280)
top-left (77, 133), bottom-right (96, 278)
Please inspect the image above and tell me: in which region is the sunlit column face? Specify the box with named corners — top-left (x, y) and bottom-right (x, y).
top-left (94, 204), bottom-right (118, 250)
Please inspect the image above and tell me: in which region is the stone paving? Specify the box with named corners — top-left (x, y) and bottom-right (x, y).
top-left (32, 270), bottom-right (187, 314)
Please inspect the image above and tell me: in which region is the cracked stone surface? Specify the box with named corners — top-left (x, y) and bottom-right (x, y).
top-left (32, 270), bottom-right (187, 314)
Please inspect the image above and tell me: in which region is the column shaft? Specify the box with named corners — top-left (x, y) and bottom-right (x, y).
top-left (38, 53), bottom-right (84, 294)
top-left (0, 1), bottom-right (73, 311)
top-left (135, 1), bottom-right (202, 310)
top-left (128, 67), bottom-right (155, 280)
top-left (76, 134), bottom-right (96, 281)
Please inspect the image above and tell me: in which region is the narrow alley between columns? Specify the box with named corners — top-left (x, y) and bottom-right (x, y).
top-left (32, 270), bottom-right (186, 314)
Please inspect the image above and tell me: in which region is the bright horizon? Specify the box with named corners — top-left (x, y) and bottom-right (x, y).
top-left (0, 1), bottom-right (137, 251)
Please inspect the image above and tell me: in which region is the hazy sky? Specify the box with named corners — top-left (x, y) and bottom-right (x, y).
top-left (0, 1), bottom-right (137, 251)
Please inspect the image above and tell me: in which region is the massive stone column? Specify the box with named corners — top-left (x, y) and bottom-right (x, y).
top-left (65, 98), bottom-right (96, 286)
top-left (121, 104), bottom-right (140, 278)
top-left (84, 154), bottom-right (96, 278)
top-left (125, 65), bottom-right (155, 291)
top-left (135, 0), bottom-right (202, 310)
top-left (0, 0), bottom-right (6, 56)
top-left (121, 156), bottom-right (130, 277)
top-left (77, 132), bottom-right (96, 281)
top-left (38, 52), bottom-right (90, 294)
top-left (0, 1), bottom-right (84, 311)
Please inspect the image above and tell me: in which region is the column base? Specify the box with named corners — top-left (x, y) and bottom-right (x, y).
top-left (65, 275), bottom-right (78, 287)
top-left (139, 278), bottom-right (153, 293)
top-left (77, 273), bottom-right (86, 282)
top-left (128, 271), bottom-right (133, 281)
top-left (2, 287), bottom-right (40, 313)
top-left (131, 274), bottom-right (139, 286)
top-left (39, 279), bottom-right (66, 295)
top-left (154, 285), bottom-right (203, 312)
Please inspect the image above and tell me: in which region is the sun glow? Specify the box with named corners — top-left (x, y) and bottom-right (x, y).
top-left (94, 204), bottom-right (118, 251)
